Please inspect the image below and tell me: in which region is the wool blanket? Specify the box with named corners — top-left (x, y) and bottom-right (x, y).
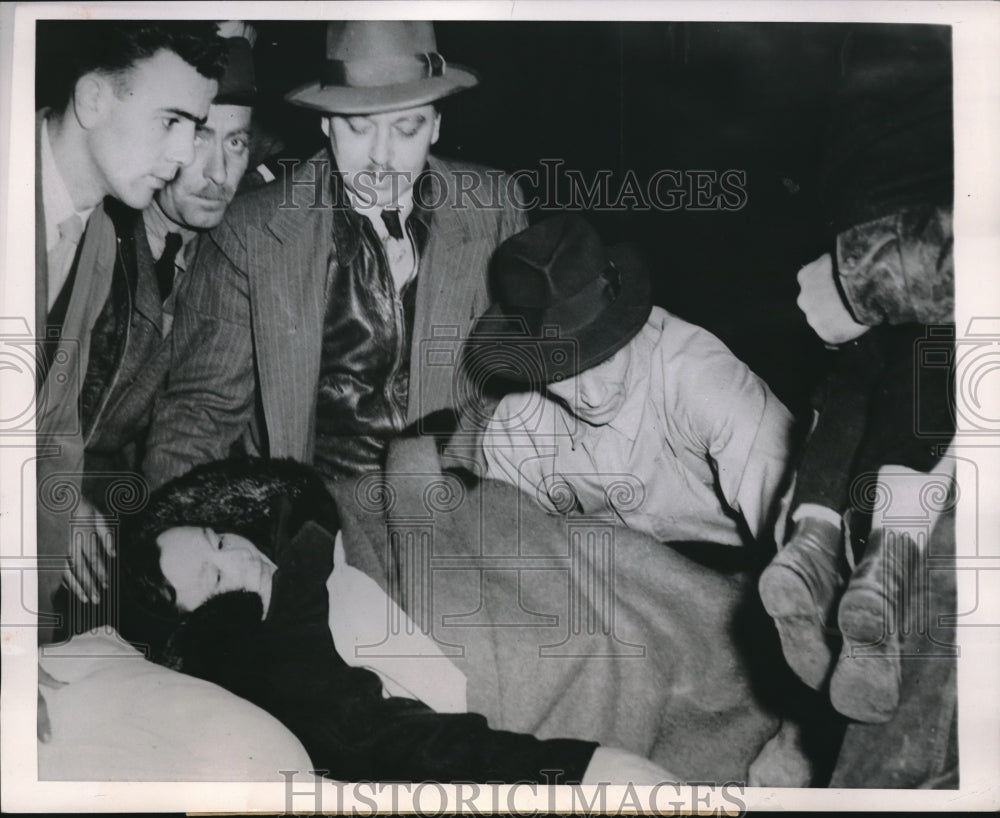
top-left (333, 437), bottom-right (789, 782)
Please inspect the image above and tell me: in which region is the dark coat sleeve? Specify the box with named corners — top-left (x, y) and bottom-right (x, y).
top-left (164, 520), bottom-right (596, 783)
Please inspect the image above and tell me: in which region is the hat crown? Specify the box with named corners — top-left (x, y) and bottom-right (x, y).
top-left (494, 214), bottom-right (610, 309)
top-left (214, 36), bottom-right (257, 106)
top-left (286, 20), bottom-right (477, 115)
top-left (326, 20), bottom-right (438, 63)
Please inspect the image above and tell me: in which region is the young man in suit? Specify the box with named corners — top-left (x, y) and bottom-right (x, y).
top-left (143, 21), bottom-right (528, 491)
top-left (34, 21), bottom-right (226, 638)
top-left (70, 26), bottom-right (258, 615)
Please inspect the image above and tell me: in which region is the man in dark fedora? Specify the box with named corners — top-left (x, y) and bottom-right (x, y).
top-left (65, 25), bottom-right (259, 613)
top-left (143, 20), bottom-right (527, 491)
top-left (475, 214), bottom-right (795, 551)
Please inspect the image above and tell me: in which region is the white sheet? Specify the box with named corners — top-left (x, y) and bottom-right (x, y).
top-left (38, 629), bottom-right (312, 781)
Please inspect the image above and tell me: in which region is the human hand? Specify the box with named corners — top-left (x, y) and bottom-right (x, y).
top-left (796, 253), bottom-right (869, 345)
top-left (38, 664), bottom-right (67, 743)
top-left (582, 746), bottom-right (677, 785)
top-left (217, 20), bottom-right (258, 47)
top-left (63, 496), bottom-right (115, 605)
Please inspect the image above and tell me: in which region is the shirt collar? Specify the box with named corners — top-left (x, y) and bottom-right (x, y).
top-left (607, 353), bottom-right (647, 441)
top-left (144, 198), bottom-right (198, 264)
top-left (565, 333), bottom-right (649, 446)
top-left (347, 183), bottom-right (415, 240)
top-left (41, 117), bottom-right (95, 248)
top-left (339, 164), bottom-right (435, 239)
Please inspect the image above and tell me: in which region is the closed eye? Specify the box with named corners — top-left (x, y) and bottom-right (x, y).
top-left (347, 117), bottom-right (373, 135)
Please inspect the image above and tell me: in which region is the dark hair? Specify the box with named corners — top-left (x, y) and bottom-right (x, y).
top-left (117, 457), bottom-right (339, 651)
top-left (39, 20), bottom-right (229, 112)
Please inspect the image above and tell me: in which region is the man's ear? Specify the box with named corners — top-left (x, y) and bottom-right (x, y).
top-left (430, 111), bottom-right (441, 146)
top-left (73, 72), bottom-right (113, 130)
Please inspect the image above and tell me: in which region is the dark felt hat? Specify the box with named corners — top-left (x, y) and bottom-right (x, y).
top-left (467, 214), bottom-right (652, 388)
top-left (285, 21), bottom-right (478, 114)
top-left (214, 36), bottom-right (257, 106)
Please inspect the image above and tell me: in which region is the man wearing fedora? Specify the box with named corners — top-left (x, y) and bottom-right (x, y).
top-left (143, 20), bottom-right (527, 490)
top-left (476, 214), bottom-right (795, 551)
top-left (69, 25), bottom-right (259, 613)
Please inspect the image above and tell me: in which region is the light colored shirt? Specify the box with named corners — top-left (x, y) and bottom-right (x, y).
top-left (41, 118), bottom-right (94, 310)
top-left (144, 199), bottom-right (198, 335)
top-left (347, 186), bottom-right (418, 292)
top-left (144, 198), bottom-right (198, 272)
top-left (483, 306), bottom-right (794, 547)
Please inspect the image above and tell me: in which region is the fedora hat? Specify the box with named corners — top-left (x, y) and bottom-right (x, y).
top-left (467, 214), bottom-right (653, 388)
top-left (285, 21), bottom-right (478, 114)
top-left (214, 36), bottom-right (257, 106)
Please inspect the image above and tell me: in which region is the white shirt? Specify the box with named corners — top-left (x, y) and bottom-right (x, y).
top-left (347, 187), bottom-right (418, 292)
top-left (41, 118), bottom-right (95, 310)
top-left (143, 199), bottom-right (198, 335)
top-left (143, 198), bottom-right (197, 272)
top-left (483, 307), bottom-right (795, 547)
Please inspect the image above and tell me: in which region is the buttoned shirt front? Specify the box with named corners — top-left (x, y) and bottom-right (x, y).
top-left (483, 306), bottom-right (794, 547)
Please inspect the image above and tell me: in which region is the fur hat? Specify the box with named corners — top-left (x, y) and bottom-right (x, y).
top-left (117, 458), bottom-right (338, 653)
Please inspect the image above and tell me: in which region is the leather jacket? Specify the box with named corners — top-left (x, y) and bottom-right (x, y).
top-left (313, 173), bottom-right (430, 479)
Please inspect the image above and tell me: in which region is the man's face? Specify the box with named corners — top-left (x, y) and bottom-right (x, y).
top-left (86, 49), bottom-right (216, 210)
top-left (322, 104), bottom-right (440, 208)
top-left (546, 345), bottom-right (633, 427)
top-left (157, 103), bottom-right (252, 229)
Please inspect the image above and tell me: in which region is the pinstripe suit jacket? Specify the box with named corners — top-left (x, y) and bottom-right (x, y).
top-left (144, 153), bottom-right (526, 487)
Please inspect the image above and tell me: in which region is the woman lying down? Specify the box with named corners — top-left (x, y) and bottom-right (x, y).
top-left (119, 458), bottom-right (672, 784)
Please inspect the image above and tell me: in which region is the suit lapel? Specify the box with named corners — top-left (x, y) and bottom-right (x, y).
top-left (132, 214), bottom-right (165, 333)
top-left (406, 160), bottom-right (490, 423)
top-left (249, 190), bottom-right (332, 460)
top-left (38, 204), bottom-right (116, 433)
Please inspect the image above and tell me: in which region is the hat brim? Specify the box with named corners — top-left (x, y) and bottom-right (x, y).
top-left (466, 243), bottom-right (653, 389)
top-left (285, 65), bottom-right (479, 114)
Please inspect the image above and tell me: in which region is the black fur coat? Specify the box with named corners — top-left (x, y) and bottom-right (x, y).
top-left (120, 457), bottom-right (597, 783)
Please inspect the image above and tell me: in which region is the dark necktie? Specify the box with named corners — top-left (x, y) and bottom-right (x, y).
top-left (380, 208), bottom-right (405, 240)
top-left (155, 232), bottom-right (183, 301)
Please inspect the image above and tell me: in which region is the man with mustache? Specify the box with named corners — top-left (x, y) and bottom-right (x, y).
top-left (73, 24), bottom-right (258, 612)
top-left (142, 21), bottom-right (527, 490)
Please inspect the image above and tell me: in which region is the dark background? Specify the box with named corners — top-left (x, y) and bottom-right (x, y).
top-left (37, 20), bottom-right (953, 419)
top-left (246, 20), bottom-right (849, 418)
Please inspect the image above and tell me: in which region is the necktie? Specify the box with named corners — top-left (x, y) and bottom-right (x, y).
top-left (380, 208), bottom-right (405, 240)
top-left (377, 209), bottom-right (416, 291)
top-left (47, 214), bottom-right (85, 313)
top-left (155, 232), bottom-right (183, 301)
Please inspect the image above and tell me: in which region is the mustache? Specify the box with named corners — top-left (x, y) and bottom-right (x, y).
top-left (192, 183), bottom-right (236, 202)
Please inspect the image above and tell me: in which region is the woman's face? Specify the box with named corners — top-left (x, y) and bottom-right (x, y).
top-left (157, 527), bottom-right (277, 614)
